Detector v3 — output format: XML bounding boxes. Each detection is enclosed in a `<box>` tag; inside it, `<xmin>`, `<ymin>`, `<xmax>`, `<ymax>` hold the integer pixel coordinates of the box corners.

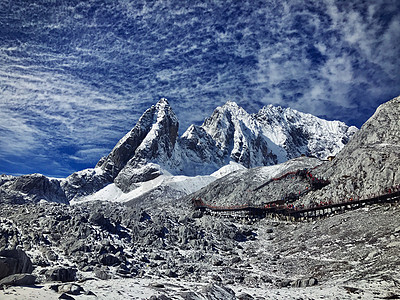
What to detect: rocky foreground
<box><xmin>1</xmin><ymin>198</ymin><xmax>400</xmax><ymax>299</ymax></box>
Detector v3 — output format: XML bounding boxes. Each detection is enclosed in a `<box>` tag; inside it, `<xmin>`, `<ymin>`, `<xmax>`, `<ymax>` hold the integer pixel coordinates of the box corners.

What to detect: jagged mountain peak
<box><xmin>96</xmin><ymin>98</ymin><xmax>179</xmax><ymax>180</ymax></box>
<box><xmin>254</xmin><ymin>103</ymin><xmax>358</xmax><ymax>160</ymax></box>
<box><xmin>219</xmin><ymin>100</ymin><xmax>241</xmax><ymax>110</ymax></box>
<box><xmin>202</xmin><ymin>101</ymin><xmax>257</xmax><ymax>144</ymax></box>
<box><xmin>211</xmin><ymin>100</ymin><xmax>251</xmax><ymax>119</ymax></box>
<box><xmin>152</xmin><ymin>97</ymin><xmax>178</xmax><ymax>125</ymax></box>
<box><xmin>0</xmin><ymin>97</ymin><xmax>361</xmax><ymax>204</ymax></box>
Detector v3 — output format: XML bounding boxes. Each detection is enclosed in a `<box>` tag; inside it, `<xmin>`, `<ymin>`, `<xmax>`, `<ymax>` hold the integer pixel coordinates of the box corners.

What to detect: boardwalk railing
<box><xmin>193</xmin><ymin>187</ymin><xmax>400</xmax><ymax>221</ymax></box>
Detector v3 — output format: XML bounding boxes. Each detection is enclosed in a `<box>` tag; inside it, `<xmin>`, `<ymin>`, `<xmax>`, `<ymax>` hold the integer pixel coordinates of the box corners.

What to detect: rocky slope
<box><xmin>0</xmin><ymin>98</ymin><xmax>356</xmax><ymax>204</ymax></box>
<box><xmin>1</xmin><ymin>192</ymin><xmax>400</xmax><ymax>299</ymax></box>
<box><xmin>187</xmin><ymin>156</ymin><xmax>324</xmax><ymax>207</ymax></box>
<box><xmin>0</xmin><ymin>174</ymin><xmax>68</xmax><ymax>204</ymax></box>
<box><xmin>299</xmin><ymin>95</ymin><xmax>400</xmax><ymax>204</ymax></box>
<box><xmin>190</xmin><ymin>95</ymin><xmax>400</xmax><ymax>209</ymax></box>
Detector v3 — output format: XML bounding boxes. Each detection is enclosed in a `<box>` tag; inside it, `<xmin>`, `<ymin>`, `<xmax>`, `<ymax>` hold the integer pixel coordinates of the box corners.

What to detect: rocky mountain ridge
<box><xmin>0</xmin><ymin>98</ymin><xmax>357</xmax><ymax>204</ymax></box>
<box><xmin>190</xmin><ymin>95</ymin><xmax>400</xmax><ymax>209</ymax></box>
<box><xmin>299</xmin><ymin>95</ymin><xmax>400</xmax><ymax>204</ymax></box>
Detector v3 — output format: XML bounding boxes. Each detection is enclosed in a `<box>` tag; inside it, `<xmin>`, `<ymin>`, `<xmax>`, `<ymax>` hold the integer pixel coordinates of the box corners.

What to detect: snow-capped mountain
<box><xmin>254</xmin><ymin>104</ymin><xmax>358</xmax><ymax>160</ymax></box>
<box><xmin>198</xmin><ymin>101</ymin><xmax>282</xmax><ymax>168</ymax></box>
<box><xmin>100</xmin><ymin>98</ymin><xmax>356</xmax><ymax>177</ymax></box>
<box><xmin>92</xmin><ymin>98</ymin><xmax>356</xmax><ymax>195</ymax></box>
<box><xmin>0</xmin><ymin>98</ymin><xmax>357</xmax><ymax>203</ymax></box>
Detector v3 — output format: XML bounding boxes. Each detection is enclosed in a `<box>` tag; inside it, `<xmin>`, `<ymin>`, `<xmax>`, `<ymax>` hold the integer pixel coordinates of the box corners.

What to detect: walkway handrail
<box><xmin>193</xmin><ymin>186</ymin><xmax>400</xmax><ymax>217</ymax></box>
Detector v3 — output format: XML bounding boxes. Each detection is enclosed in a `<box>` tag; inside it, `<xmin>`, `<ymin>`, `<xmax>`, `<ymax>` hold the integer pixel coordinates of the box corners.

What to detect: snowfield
<box><xmin>72</xmin><ymin>162</ymin><xmax>245</xmax><ymax>205</ymax></box>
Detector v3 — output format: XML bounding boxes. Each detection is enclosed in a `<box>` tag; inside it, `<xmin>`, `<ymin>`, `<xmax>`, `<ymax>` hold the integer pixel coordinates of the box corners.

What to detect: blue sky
<box><xmin>0</xmin><ymin>0</ymin><xmax>399</xmax><ymax>177</ymax></box>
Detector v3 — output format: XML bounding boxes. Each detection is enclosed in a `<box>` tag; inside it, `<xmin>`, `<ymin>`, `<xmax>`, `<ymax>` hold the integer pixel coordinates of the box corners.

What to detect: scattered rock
<box><xmin>99</xmin><ymin>254</ymin><xmax>120</xmax><ymax>266</ymax></box>
<box><xmin>383</xmin><ymin>292</ymin><xmax>400</xmax><ymax>299</ymax></box>
<box><xmin>45</xmin><ymin>268</ymin><xmax>77</xmax><ymax>282</ymax></box>
<box><xmin>94</xmin><ymin>268</ymin><xmax>111</xmax><ymax>280</ymax></box>
<box><xmin>211</xmin><ymin>274</ymin><xmax>222</xmax><ymax>282</ymax></box>
<box><xmin>191</xmin><ymin>210</ymin><xmax>203</xmax><ymax>219</ymax></box>
<box><xmin>0</xmin><ymin>273</ymin><xmax>36</xmax><ymax>287</ymax></box>
<box><xmin>237</xmin><ymin>293</ymin><xmax>254</xmax><ymax>300</ymax></box>
<box><xmin>165</xmin><ymin>269</ymin><xmax>178</xmax><ymax>278</ymax></box>
<box><xmin>279</xmin><ymin>279</ymin><xmax>292</xmax><ymax>288</ymax></box>
<box><xmin>84</xmin><ymin>290</ymin><xmax>97</xmax><ymax>296</ymax></box>
<box><xmin>150</xmin><ymin>282</ymin><xmax>165</xmax><ymax>289</ymax></box>
<box><xmin>89</xmin><ymin>213</ymin><xmax>116</xmax><ymax>233</ymax></box>
<box><xmin>181</xmin><ymin>291</ymin><xmax>204</xmax><ymax>300</ymax></box>
<box><xmin>292</xmin><ymin>277</ymin><xmax>318</xmax><ymax>288</ymax></box>
<box><xmin>149</xmin><ymin>294</ymin><xmax>172</xmax><ymax>300</ymax></box>
<box><xmin>231</xmin><ymin>256</ymin><xmax>241</xmax><ymax>264</ymax></box>
<box><xmin>342</xmin><ymin>286</ymin><xmax>363</xmax><ymax>294</ymax></box>
<box><xmin>46</xmin><ymin>250</ymin><xmax>58</xmax><ymax>261</ymax></box>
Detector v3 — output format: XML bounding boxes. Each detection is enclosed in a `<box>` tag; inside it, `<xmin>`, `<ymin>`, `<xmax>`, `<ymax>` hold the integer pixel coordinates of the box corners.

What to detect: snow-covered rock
<box><xmin>62</xmin><ymin>167</ymin><xmax>112</xmax><ymax>201</ymax></box>
<box><xmin>97</xmin><ymin>98</ymin><xmax>179</xmax><ymax>179</ymax></box>
<box><xmin>0</xmin><ymin>97</ymin><xmax>357</xmax><ymax>204</ymax></box>
<box><xmin>254</xmin><ymin>104</ymin><xmax>358</xmax><ymax>160</ymax></box>
<box><xmin>200</xmin><ymin>101</ymin><xmax>282</xmax><ymax>168</ymax></box>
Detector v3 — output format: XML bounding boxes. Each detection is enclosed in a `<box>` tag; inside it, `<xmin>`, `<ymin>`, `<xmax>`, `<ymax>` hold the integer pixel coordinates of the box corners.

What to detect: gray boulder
<box><xmin>57</xmin><ymin>283</ymin><xmax>84</xmax><ymax>295</ymax></box>
<box><xmin>99</xmin><ymin>254</ymin><xmax>120</xmax><ymax>266</ymax></box>
<box><xmin>58</xmin><ymin>293</ymin><xmax>76</xmax><ymax>300</ymax></box>
<box><xmin>0</xmin><ymin>273</ymin><xmax>36</xmax><ymax>287</ymax></box>
<box><xmin>46</xmin><ymin>267</ymin><xmax>77</xmax><ymax>282</ymax></box>
<box><xmin>292</xmin><ymin>277</ymin><xmax>318</xmax><ymax>288</ymax></box>
<box><xmin>237</xmin><ymin>293</ymin><xmax>254</xmax><ymax>300</ymax></box>
<box><xmin>0</xmin><ymin>249</ymin><xmax>33</xmax><ymax>280</ymax></box>
<box><xmin>201</xmin><ymin>284</ymin><xmax>236</xmax><ymax>300</ymax></box>
<box><xmin>94</xmin><ymin>267</ymin><xmax>111</xmax><ymax>280</ymax></box>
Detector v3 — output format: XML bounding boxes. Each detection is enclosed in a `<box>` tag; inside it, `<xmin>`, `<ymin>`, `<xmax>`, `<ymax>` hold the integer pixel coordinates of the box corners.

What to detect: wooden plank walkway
<box><xmin>193</xmin><ymin>189</ymin><xmax>400</xmax><ymax>221</ymax></box>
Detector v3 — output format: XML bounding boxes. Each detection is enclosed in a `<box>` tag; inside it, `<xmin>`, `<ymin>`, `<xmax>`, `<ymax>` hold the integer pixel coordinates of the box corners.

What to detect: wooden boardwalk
<box><xmin>193</xmin><ymin>189</ymin><xmax>400</xmax><ymax>221</ymax></box>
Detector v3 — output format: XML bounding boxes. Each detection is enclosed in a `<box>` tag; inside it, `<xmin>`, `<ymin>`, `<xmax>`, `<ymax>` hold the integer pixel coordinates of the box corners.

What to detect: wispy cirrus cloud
<box><xmin>0</xmin><ymin>0</ymin><xmax>399</xmax><ymax>176</ymax></box>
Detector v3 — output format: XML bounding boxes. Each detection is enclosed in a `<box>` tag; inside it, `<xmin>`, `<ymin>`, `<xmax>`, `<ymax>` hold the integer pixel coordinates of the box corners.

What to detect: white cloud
<box><xmin>0</xmin><ymin>0</ymin><xmax>399</xmax><ymax>176</ymax></box>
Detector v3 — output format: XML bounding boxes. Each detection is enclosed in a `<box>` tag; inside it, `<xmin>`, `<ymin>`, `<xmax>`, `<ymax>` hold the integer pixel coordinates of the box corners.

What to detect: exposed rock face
<box><xmin>177</xmin><ymin>101</ymin><xmax>356</xmax><ymax>175</ymax></box>
<box><xmin>177</xmin><ymin>125</ymin><xmax>225</xmax><ymax>176</ymax></box>
<box><xmin>200</xmin><ymin>101</ymin><xmax>279</xmax><ymax>168</ymax></box>
<box><xmin>0</xmin><ymin>174</ymin><xmax>68</xmax><ymax>204</ymax></box>
<box><xmin>0</xmin><ymin>249</ymin><xmax>34</xmax><ymax>280</ymax></box>
<box><xmin>46</xmin><ymin>267</ymin><xmax>77</xmax><ymax>282</ymax></box>
<box><xmin>97</xmin><ymin>98</ymin><xmax>179</xmax><ymax>180</ymax></box>
<box><xmin>96</xmin><ymin>98</ymin><xmax>179</xmax><ymax>193</ymax></box>
<box><xmin>301</xmin><ymin>95</ymin><xmax>400</xmax><ymax>203</ymax></box>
